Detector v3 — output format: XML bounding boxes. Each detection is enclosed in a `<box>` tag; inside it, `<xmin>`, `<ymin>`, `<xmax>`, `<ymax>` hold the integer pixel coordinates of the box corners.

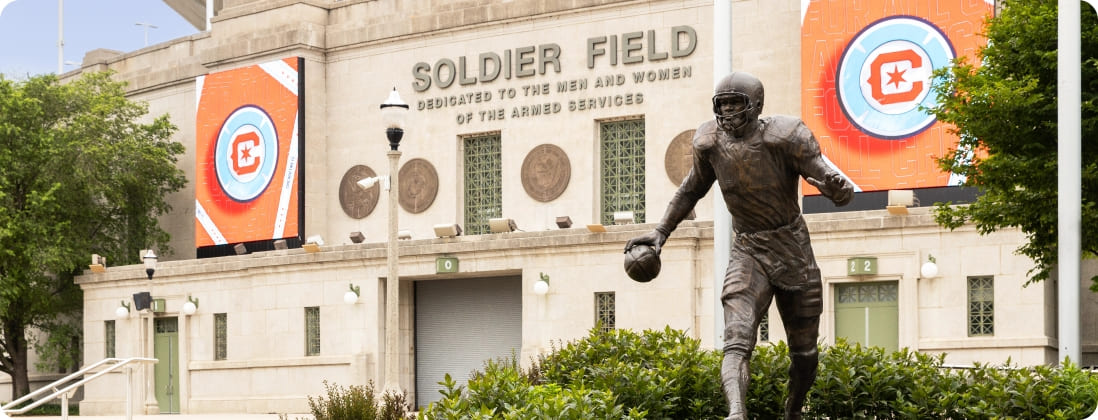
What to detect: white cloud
<box><xmin>0</xmin><ymin>1</ymin><xmax>15</xmax><ymax>19</ymax></box>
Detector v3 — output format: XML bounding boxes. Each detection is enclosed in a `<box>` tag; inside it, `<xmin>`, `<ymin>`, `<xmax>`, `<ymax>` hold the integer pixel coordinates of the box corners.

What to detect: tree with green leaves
<box><xmin>0</xmin><ymin>72</ymin><xmax>185</xmax><ymax>399</ymax></box>
<box><xmin>928</xmin><ymin>0</ymin><xmax>1098</xmax><ymax>289</ymax></box>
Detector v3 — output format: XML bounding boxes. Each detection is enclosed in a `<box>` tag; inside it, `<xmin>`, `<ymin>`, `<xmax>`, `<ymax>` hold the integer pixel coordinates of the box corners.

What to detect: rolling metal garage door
<box><xmin>415</xmin><ymin>276</ymin><xmax>522</xmax><ymax>408</ymax></box>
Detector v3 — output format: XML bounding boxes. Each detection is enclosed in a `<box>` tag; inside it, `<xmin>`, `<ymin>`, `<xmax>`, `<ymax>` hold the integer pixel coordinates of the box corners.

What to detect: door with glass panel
<box><xmin>154</xmin><ymin>317</ymin><xmax>180</xmax><ymax>413</ymax></box>
<box><xmin>834</xmin><ymin>281</ymin><xmax>898</xmax><ymax>352</ymax></box>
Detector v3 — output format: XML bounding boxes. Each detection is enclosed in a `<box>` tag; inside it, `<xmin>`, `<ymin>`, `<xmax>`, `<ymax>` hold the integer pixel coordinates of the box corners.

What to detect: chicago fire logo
<box><xmin>215</xmin><ymin>105</ymin><xmax>279</xmax><ymax>202</ymax></box>
<box><xmin>836</xmin><ymin>16</ymin><xmax>955</xmax><ymax>139</ymax></box>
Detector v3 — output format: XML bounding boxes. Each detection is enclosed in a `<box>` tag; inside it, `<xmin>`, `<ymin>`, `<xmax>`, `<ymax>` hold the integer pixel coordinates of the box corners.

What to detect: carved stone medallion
<box><xmin>339</xmin><ymin>165</ymin><xmax>379</xmax><ymax>219</ymax></box>
<box><xmin>664</xmin><ymin>129</ymin><xmax>696</xmax><ymax>186</ymax></box>
<box><xmin>521</xmin><ymin>144</ymin><xmax>571</xmax><ymax>202</ymax></box>
<box><xmin>398</xmin><ymin>158</ymin><xmax>438</xmax><ymax>214</ymax></box>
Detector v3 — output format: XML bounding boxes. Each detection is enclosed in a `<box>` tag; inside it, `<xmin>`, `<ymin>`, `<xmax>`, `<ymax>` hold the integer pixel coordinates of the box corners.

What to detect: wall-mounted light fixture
<box><xmin>234</xmin><ymin>243</ymin><xmax>248</xmax><ymax>255</ymax></box>
<box><xmin>132</xmin><ymin>292</ymin><xmax>152</xmax><ymax>311</ymax></box>
<box><xmin>887</xmin><ymin>190</ymin><xmax>916</xmax><ymax>215</ymax></box>
<box><xmin>304</xmin><ymin>235</ymin><xmax>325</xmax><ymax>253</ymax></box>
<box><xmin>115</xmin><ymin>301</ymin><xmax>131</xmax><ymax>319</ymax></box>
<box><xmin>433</xmin><ymin>223</ymin><xmax>462</xmax><ymax>238</ymax></box>
<box><xmin>920</xmin><ymin>254</ymin><xmax>939</xmax><ymax>278</ymax></box>
<box><xmin>555</xmin><ymin>216</ymin><xmax>573</xmax><ymax>229</ymax></box>
<box><xmin>349</xmin><ymin>231</ymin><xmax>366</xmax><ymax>244</ymax></box>
<box><xmin>613</xmin><ymin>211</ymin><xmax>635</xmax><ymax>225</ymax></box>
<box><xmin>398</xmin><ymin>230</ymin><xmax>413</xmax><ymax>240</ymax></box>
<box><xmin>90</xmin><ymin>254</ymin><xmax>107</xmax><ymax>273</ymax></box>
<box><xmin>489</xmin><ymin>218</ymin><xmax>518</xmax><ymax>233</ymax></box>
<box><xmin>586</xmin><ymin>223</ymin><xmax>608</xmax><ymax>233</ymax></box>
<box><xmin>534</xmin><ymin>272</ymin><xmax>550</xmax><ymax>296</ymax></box>
<box><xmin>182</xmin><ymin>295</ymin><xmax>199</xmax><ymax>315</ymax></box>
<box><xmin>274</xmin><ymin>239</ymin><xmax>289</xmax><ymax>250</ymax></box>
<box><xmin>344</xmin><ymin>283</ymin><xmax>361</xmax><ymax>304</ymax></box>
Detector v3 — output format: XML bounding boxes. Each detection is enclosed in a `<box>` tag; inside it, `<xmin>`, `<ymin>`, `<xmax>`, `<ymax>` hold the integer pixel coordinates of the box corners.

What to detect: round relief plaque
<box><xmin>398</xmin><ymin>158</ymin><xmax>438</xmax><ymax>214</ymax></box>
<box><xmin>664</xmin><ymin>129</ymin><xmax>696</xmax><ymax>186</ymax></box>
<box><xmin>521</xmin><ymin>144</ymin><xmax>571</xmax><ymax>202</ymax></box>
<box><xmin>339</xmin><ymin>165</ymin><xmax>379</xmax><ymax>219</ymax></box>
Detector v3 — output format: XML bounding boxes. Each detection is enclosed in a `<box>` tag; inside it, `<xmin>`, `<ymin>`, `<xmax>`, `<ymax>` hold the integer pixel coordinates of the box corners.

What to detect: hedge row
<box><xmin>418</xmin><ymin>327</ymin><xmax>1098</xmax><ymax>419</ymax></box>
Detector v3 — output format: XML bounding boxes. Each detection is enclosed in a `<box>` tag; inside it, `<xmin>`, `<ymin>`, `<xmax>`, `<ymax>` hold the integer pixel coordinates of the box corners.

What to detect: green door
<box><xmin>834</xmin><ymin>282</ymin><xmax>898</xmax><ymax>352</ymax></box>
<box><xmin>154</xmin><ymin>317</ymin><xmax>180</xmax><ymax>414</ymax></box>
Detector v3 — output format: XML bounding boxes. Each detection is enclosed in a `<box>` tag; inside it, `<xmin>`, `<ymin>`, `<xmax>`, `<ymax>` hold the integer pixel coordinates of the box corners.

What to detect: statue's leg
<box><xmin>774</xmin><ymin>271</ymin><xmax>822</xmax><ymax>420</ymax></box>
<box><xmin>721</xmin><ymin>253</ymin><xmax>774</xmax><ymax>420</ymax></box>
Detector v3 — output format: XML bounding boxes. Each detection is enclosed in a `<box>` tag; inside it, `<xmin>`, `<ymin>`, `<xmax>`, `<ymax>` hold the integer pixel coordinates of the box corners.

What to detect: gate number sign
<box><xmin>436</xmin><ymin>257</ymin><xmax>459</xmax><ymax>273</ymax></box>
<box><xmin>847</xmin><ymin>257</ymin><xmax>878</xmax><ymax>276</ymax></box>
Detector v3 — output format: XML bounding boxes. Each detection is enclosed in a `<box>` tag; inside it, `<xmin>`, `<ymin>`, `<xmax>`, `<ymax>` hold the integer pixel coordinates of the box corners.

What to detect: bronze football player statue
<box><xmin>625</xmin><ymin>72</ymin><xmax>853</xmax><ymax>420</ymax></box>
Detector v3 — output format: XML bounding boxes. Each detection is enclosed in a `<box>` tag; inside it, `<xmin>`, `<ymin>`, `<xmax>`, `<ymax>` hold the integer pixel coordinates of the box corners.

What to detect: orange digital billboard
<box><xmin>195</xmin><ymin>57</ymin><xmax>303</xmax><ymax>249</ymax></box>
<box><xmin>801</xmin><ymin>0</ymin><xmax>993</xmax><ymax>193</ymax></box>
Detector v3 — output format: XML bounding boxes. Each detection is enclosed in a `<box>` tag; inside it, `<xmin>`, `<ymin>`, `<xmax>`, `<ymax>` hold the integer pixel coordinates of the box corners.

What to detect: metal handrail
<box><xmin>0</xmin><ymin>357</ymin><xmax>156</xmax><ymax>420</ymax></box>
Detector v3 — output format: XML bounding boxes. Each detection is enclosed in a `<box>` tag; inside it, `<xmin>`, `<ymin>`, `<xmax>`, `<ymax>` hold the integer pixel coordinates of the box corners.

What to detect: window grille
<box><xmin>968</xmin><ymin>276</ymin><xmax>994</xmax><ymax>336</ymax></box>
<box><xmin>837</xmin><ymin>283</ymin><xmax>898</xmax><ymax>303</ymax></box>
<box><xmin>305</xmin><ymin>307</ymin><xmax>321</xmax><ymax>356</ymax></box>
<box><xmin>463</xmin><ymin>133</ymin><xmax>502</xmax><ymax>235</ymax></box>
<box><xmin>595</xmin><ymin>292</ymin><xmax>616</xmax><ymax>333</ymax></box>
<box><xmin>600</xmin><ymin>119</ymin><xmax>646</xmax><ymax>225</ymax></box>
<box><xmin>759</xmin><ymin>313</ymin><xmax>769</xmax><ymax>342</ymax></box>
<box><xmin>215</xmin><ymin>313</ymin><xmax>227</xmax><ymax>360</ymax></box>
<box><xmin>155</xmin><ymin>318</ymin><xmax>177</xmax><ymax>333</ymax></box>
<box><xmin>105</xmin><ymin>320</ymin><xmax>115</xmax><ymax>358</ymax></box>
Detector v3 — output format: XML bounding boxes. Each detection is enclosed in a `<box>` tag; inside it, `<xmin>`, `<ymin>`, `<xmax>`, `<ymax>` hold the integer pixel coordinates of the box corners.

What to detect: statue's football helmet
<box><xmin>712</xmin><ymin>72</ymin><xmax>764</xmax><ymax>132</ymax></box>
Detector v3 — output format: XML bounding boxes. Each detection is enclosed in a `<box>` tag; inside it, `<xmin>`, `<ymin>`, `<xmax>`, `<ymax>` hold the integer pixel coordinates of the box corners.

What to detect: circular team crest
<box><xmin>215</xmin><ymin>105</ymin><xmax>279</xmax><ymax>202</ymax></box>
<box><xmin>836</xmin><ymin>16</ymin><xmax>955</xmax><ymax>139</ymax></box>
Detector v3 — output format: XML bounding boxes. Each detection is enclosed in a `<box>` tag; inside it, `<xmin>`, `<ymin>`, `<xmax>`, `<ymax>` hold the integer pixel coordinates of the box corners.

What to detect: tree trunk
<box><xmin>3</xmin><ymin>320</ymin><xmax>30</xmax><ymax>401</ymax></box>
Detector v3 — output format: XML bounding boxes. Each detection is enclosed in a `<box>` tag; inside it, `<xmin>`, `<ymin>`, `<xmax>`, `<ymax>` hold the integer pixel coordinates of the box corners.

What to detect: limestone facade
<box><xmin>9</xmin><ymin>0</ymin><xmax>1088</xmax><ymax>414</ymax></box>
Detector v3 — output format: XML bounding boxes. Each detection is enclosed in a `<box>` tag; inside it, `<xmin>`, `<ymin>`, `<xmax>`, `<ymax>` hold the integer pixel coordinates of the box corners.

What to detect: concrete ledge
<box><xmin>919</xmin><ymin>336</ymin><xmax>1056</xmax><ymax>351</ymax></box>
<box><xmin>190</xmin><ymin>355</ymin><xmax>354</xmax><ymax>371</ymax></box>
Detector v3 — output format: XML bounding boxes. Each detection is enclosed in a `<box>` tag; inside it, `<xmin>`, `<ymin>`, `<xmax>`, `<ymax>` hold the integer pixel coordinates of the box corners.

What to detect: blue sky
<box><xmin>0</xmin><ymin>0</ymin><xmax>198</xmax><ymax>78</ymax></box>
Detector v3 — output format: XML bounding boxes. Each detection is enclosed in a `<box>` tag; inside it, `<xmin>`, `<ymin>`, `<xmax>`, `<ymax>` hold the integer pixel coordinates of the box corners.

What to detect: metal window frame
<box><xmin>758</xmin><ymin>313</ymin><xmax>769</xmax><ymax>342</ymax></box>
<box><xmin>594</xmin><ymin>292</ymin><xmax>616</xmax><ymax>332</ymax></box>
<box><xmin>463</xmin><ymin>133</ymin><xmax>502</xmax><ymax>235</ymax></box>
<box><xmin>599</xmin><ymin>118</ymin><xmax>646</xmax><ymax>225</ymax></box>
<box><xmin>967</xmin><ymin>276</ymin><xmax>995</xmax><ymax>336</ymax></box>
<box><xmin>104</xmin><ymin>320</ymin><xmax>116</xmax><ymax>359</ymax></box>
<box><xmin>214</xmin><ymin>313</ymin><xmax>227</xmax><ymax>361</ymax></box>
<box><xmin>305</xmin><ymin>306</ymin><xmax>321</xmax><ymax>356</ymax></box>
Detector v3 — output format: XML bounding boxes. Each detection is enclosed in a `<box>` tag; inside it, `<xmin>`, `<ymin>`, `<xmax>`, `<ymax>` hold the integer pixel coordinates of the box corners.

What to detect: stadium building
<box><xmin>4</xmin><ymin>0</ymin><xmax>1096</xmax><ymax>415</ymax></box>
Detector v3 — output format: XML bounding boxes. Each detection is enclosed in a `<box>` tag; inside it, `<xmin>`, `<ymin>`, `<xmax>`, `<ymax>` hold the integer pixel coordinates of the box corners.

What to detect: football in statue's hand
<box><xmin>624</xmin><ymin>244</ymin><xmax>661</xmax><ymax>283</ymax></box>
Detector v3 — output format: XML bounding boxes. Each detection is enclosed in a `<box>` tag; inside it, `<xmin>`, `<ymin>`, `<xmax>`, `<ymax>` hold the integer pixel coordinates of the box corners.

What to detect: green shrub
<box><xmin>954</xmin><ymin>359</ymin><xmax>1098</xmax><ymax>420</ymax></box>
<box><xmin>808</xmin><ymin>339</ymin><xmax>1098</xmax><ymax>419</ymax></box>
<box><xmin>308</xmin><ymin>380</ymin><xmax>412</xmax><ymax>420</ymax></box>
<box><xmin>419</xmin><ymin>358</ymin><xmax>643</xmax><ymax>420</ymax></box>
<box><xmin>415</xmin><ymin>328</ymin><xmax>1098</xmax><ymax>419</ymax></box>
<box><xmin>810</xmin><ymin>339</ymin><xmax>965</xmax><ymax>419</ymax></box>
<box><xmin>746</xmin><ymin>341</ymin><xmax>789</xmax><ymax>419</ymax></box>
<box><xmin>538</xmin><ymin>326</ymin><xmax>725</xmax><ymax>420</ymax></box>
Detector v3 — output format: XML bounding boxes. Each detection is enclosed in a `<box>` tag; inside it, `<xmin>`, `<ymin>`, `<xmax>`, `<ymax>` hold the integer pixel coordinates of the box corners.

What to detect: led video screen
<box><xmin>195</xmin><ymin>57</ymin><xmax>304</xmax><ymax>248</ymax></box>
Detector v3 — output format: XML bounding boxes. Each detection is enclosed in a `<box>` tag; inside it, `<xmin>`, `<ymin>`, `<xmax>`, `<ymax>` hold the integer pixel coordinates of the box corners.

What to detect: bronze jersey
<box><xmin>664</xmin><ymin>115</ymin><xmax>840</xmax><ymax>235</ymax></box>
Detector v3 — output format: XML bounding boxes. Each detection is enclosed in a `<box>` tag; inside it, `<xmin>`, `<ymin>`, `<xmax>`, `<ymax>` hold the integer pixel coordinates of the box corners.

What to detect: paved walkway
<box><xmin>11</xmin><ymin>415</ymin><xmax>313</xmax><ymax>420</ymax></box>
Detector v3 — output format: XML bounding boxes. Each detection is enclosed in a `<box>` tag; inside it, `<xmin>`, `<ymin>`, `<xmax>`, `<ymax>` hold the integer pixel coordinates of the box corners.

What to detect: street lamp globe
<box><xmin>533</xmin><ymin>279</ymin><xmax>550</xmax><ymax>295</ymax></box>
<box><xmin>344</xmin><ymin>290</ymin><xmax>359</xmax><ymax>304</ymax></box>
<box><xmin>143</xmin><ymin>249</ymin><xmax>158</xmax><ymax>280</ymax></box>
<box><xmin>380</xmin><ymin>88</ymin><xmax>409</xmax><ymax>150</ymax></box>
